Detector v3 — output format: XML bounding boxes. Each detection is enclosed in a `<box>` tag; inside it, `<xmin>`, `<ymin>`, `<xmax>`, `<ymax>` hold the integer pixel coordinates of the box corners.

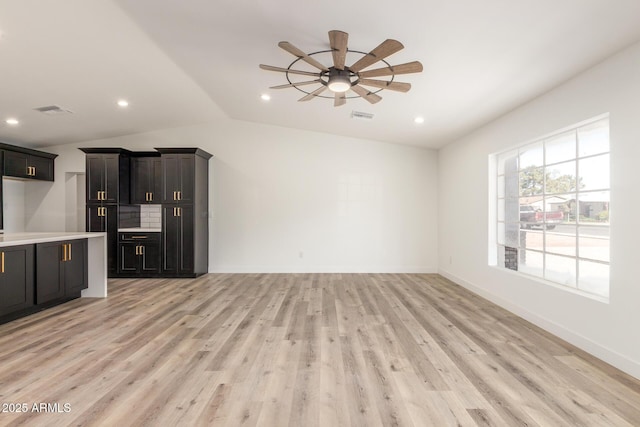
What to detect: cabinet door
<box><xmin>36</xmin><ymin>242</ymin><xmax>65</xmax><ymax>304</ymax></box>
<box><xmin>118</xmin><ymin>242</ymin><xmax>139</xmax><ymax>274</ymax></box>
<box><xmin>151</xmin><ymin>157</ymin><xmax>162</xmax><ymax>203</ymax></box>
<box><xmin>162</xmin><ymin>206</ymin><xmax>179</xmax><ymax>274</ymax></box>
<box><xmin>141</xmin><ymin>241</ymin><xmax>161</xmax><ymax>274</ymax></box>
<box><xmin>3</xmin><ymin>150</ymin><xmax>29</xmax><ymax>179</ymax></box>
<box><xmin>177</xmin><ymin>156</ymin><xmax>195</xmax><ymax>203</ymax></box>
<box><xmin>131</xmin><ymin>157</ymin><xmax>162</xmax><ymax>204</ymax></box>
<box><xmin>161</xmin><ymin>155</ymin><xmax>194</xmax><ymax>203</ymax></box>
<box><xmin>0</xmin><ymin>245</ymin><xmax>35</xmax><ymax>317</ymax></box>
<box><xmin>162</xmin><ymin>155</ymin><xmax>180</xmax><ymax>203</ymax></box>
<box><xmin>162</xmin><ymin>205</ymin><xmax>194</xmax><ymax>275</ymax></box>
<box><xmin>86</xmin><ymin>156</ymin><xmax>106</xmax><ymax>203</ymax></box>
<box><xmin>64</xmin><ymin>240</ymin><xmax>88</xmax><ymax>296</ymax></box>
<box><xmin>29</xmin><ymin>155</ymin><xmax>54</xmax><ymax>181</ymax></box>
<box><xmin>86</xmin><ymin>205</ymin><xmax>118</xmax><ymax>276</ymax></box>
<box><xmin>131</xmin><ymin>158</ymin><xmax>150</xmax><ymax>204</ymax></box>
<box><xmin>103</xmin><ymin>155</ymin><xmax>120</xmax><ymax>203</ymax></box>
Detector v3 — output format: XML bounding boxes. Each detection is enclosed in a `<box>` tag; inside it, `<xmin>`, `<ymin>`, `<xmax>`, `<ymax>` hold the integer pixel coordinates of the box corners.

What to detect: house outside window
<box><xmin>494</xmin><ymin>115</ymin><xmax>610</xmax><ymax>298</ymax></box>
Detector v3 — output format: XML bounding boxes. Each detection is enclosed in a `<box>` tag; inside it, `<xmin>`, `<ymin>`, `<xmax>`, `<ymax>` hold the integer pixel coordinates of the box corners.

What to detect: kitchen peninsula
<box><xmin>0</xmin><ymin>231</ymin><xmax>107</xmax><ymax>324</ymax></box>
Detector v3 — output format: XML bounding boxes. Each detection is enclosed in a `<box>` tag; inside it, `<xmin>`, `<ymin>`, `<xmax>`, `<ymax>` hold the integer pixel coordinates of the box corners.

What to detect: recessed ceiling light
<box><xmin>414</xmin><ymin>116</ymin><xmax>425</xmax><ymax>124</ymax></box>
<box><xmin>261</xmin><ymin>94</ymin><xmax>271</xmax><ymax>101</ymax></box>
<box><xmin>117</xmin><ymin>99</ymin><xmax>129</xmax><ymax>107</ymax></box>
<box><xmin>5</xmin><ymin>118</ymin><xmax>19</xmax><ymax>126</ymax></box>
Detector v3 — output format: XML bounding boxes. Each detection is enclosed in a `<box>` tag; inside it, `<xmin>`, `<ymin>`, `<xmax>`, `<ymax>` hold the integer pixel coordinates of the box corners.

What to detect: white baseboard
<box><xmin>438</xmin><ymin>268</ymin><xmax>640</xmax><ymax>380</ymax></box>
<box><xmin>209</xmin><ymin>266</ymin><xmax>438</xmax><ymax>274</ymax></box>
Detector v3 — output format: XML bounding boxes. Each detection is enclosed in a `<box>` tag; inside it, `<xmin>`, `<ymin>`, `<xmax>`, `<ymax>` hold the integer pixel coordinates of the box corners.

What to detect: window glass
<box><xmin>545</xmin><ymin>230</ymin><xmax>577</xmax><ymax>257</ymax></box>
<box><xmin>545</xmin><ymin>161</ymin><xmax>577</xmax><ymax>195</ymax></box>
<box><xmin>578</xmin><ymin>119</ymin><xmax>609</xmax><ymax>157</ymax></box>
<box><xmin>545</xmin><ymin>254</ymin><xmax>576</xmax><ymax>286</ymax></box>
<box><xmin>519</xmin><ymin>250</ymin><xmax>543</xmax><ymax>278</ymax></box>
<box><xmin>519</xmin><ymin>167</ymin><xmax>544</xmax><ymax>196</ymax></box>
<box><xmin>578</xmin><ymin>261</ymin><xmax>609</xmax><ymax>298</ymax></box>
<box><xmin>579</xmin><ymin>154</ymin><xmax>609</xmax><ymax>191</ymax></box>
<box><xmin>498</xmin><ymin>151</ymin><xmax>518</xmax><ymax>175</ymax></box>
<box><xmin>578</xmin><ymin>191</ymin><xmax>609</xmax><ymax>225</ymax></box>
<box><xmin>546</xmin><ymin>131</ymin><xmax>576</xmax><ymax>164</ymax></box>
<box><xmin>519</xmin><ymin>142</ymin><xmax>543</xmax><ymax>168</ymax></box>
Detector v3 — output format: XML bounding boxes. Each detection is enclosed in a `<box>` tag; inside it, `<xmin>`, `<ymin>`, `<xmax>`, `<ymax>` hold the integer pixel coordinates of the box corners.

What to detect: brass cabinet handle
<box><xmin>1</xmin><ymin>252</ymin><xmax>4</xmax><ymax>273</ymax></box>
<box><xmin>135</xmin><ymin>245</ymin><xmax>139</xmax><ymax>255</ymax></box>
<box><xmin>178</xmin><ymin>191</ymin><xmax>182</xmax><ymax>201</ymax></box>
<box><xmin>32</xmin><ymin>166</ymin><xmax>36</xmax><ymax>176</ymax></box>
<box><xmin>62</xmin><ymin>244</ymin><xmax>67</xmax><ymax>262</ymax></box>
<box><xmin>173</xmin><ymin>191</ymin><xmax>177</xmax><ymax>201</ymax></box>
<box><xmin>140</xmin><ymin>245</ymin><xmax>144</xmax><ymax>255</ymax></box>
<box><xmin>173</xmin><ymin>207</ymin><xmax>181</xmax><ymax>217</ymax></box>
<box><xmin>130</xmin><ymin>236</ymin><xmax>148</xmax><ymax>239</ymax></box>
<box><xmin>178</xmin><ymin>207</ymin><xmax>181</xmax><ymax>217</ymax></box>
<box><xmin>149</xmin><ymin>192</ymin><xmax>153</xmax><ymax>201</ymax></box>
<box><xmin>135</xmin><ymin>245</ymin><xmax>145</xmax><ymax>255</ymax></box>
<box><xmin>68</xmin><ymin>243</ymin><xmax>72</xmax><ymax>261</ymax></box>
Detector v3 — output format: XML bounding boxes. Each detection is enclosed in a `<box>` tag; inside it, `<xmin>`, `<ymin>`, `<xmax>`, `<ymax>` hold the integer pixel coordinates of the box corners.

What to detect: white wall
<box><xmin>438</xmin><ymin>40</ymin><xmax>640</xmax><ymax>378</ymax></box>
<box><xmin>3</xmin><ymin>178</ymin><xmax>26</xmax><ymax>232</ymax></box>
<box><xmin>28</xmin><ymin>119</ymin><xmax>438</xmax><ymax>273</ymax></box>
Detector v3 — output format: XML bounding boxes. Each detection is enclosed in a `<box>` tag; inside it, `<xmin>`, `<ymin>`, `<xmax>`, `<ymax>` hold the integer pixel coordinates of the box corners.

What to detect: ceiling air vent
<box><xmin>351</xmin><ymin>110</ymin><xmax>374</xmax><ymax>121</ymax></box>
<box><xmin>34</xmin><ymin>105</ymin><xmax>73</xmax><ymax>115</ymax></box>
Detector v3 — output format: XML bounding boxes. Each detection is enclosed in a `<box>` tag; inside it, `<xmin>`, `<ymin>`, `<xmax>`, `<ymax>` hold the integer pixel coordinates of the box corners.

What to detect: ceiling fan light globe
<box><xmin>328</xmin><ymin>80</ymin><xmax>351</xmax><ymax>93</ymax></box>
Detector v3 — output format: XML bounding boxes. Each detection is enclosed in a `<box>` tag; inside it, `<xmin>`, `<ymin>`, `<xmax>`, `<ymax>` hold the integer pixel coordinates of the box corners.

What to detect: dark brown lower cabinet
<box><xmin>0</xmin><ymin>245</ymin><xmax>35</xmax><ymax>317</ymax></box>
<box><xmin>86</xmin><ymin>205</ymin><xmax>118</xmax><ymax>276</ymax></box>
<box><xmin>36</xmin><ymin>239</ymin><xmax>88</xmax><ymax>305</ymax></box>
<box><xmin>118</xmin><ymin>233</ymin><xmax>161</xmax><ymax>276</ymax></box>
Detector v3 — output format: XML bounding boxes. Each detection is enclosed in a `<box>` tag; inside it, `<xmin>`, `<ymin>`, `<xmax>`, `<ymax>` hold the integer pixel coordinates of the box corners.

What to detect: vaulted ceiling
<box><xmin>1</xmin><ymin>0</ymin><xmax>640</xmax><ymax>149</ymax></box>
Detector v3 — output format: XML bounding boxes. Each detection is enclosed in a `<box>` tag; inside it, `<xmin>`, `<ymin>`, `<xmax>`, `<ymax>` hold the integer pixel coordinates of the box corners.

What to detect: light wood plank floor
<box><xmin>1</xmin><ymin>273</ymin><xmax>639</xmax><ymax>426</ymax></box>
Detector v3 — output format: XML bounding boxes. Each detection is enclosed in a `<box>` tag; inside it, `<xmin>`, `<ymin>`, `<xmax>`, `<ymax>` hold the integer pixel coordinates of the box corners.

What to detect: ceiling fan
<box><xmin>259</xmin><ymin>30</ymin><xmax>423</xmax><ymax>107</ymax></box>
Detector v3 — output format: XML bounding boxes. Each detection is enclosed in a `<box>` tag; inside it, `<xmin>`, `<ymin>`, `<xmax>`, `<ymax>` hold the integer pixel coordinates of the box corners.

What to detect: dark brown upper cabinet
<box><xmin>1</xmin><ymin>143</ymin><xmax>57</xmax><ymax>182</ymax></box>
<box><xmin>80</xmin><ymin>148</ymin><xmax>130</xmax><ymax>205</ymax></box>
<box><xmin>159</xmin><ymin>153</ymin><xmax>195</xmax><ymax>204</ymax></box>
<box><xmin>130</xmin><ymin>155</ymin><xmax>162</xmax><ymax>204</ymax></box>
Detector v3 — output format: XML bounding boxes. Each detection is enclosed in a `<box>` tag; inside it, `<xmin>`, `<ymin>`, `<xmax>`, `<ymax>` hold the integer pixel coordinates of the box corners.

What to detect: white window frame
<box><xmin>492</xmin><ymin>114</ymin><xmax>610</xmax><ymax>299</ymax></box>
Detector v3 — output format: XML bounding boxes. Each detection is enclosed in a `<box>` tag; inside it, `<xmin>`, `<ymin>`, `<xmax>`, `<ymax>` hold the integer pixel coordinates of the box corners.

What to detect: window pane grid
<box><xmin>493</xmin><ymin>115</ymin><xmax>609</xmax><ymax>298</ymax></box>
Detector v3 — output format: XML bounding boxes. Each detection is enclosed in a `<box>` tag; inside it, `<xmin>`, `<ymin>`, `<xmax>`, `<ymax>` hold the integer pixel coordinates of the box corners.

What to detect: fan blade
<box><xmin>350</xmin><ymin>85</ymin><xmax>382</xmax><ymax>104</ymax></box>
<box><xmin>358</xmin><ymin>79</ymin><xmax>411</xmax><ymax>92</ymax></box>
<box><xmin>334</xmin><ymin>93</ymin><xmax>346</xmax><ymax>107</ymax></box>
<box><xmin>357</xmin><ymin>61</ymin><xmax>423</xmax><ymax>78</ymax></box>
<box><xmin>278</xmin><ymin>42</ymin><xmax>329</xmax><ymax>71</ymax></box>
<box><xmin>298</xmin><ymin>85</ymin><xmax>328</xmax><ymax>102</ymax></box>
<box><xmin>328</xmin><ymin>30</ymin><xmax>348</xmax><ymax>70</ymax></box>
<box><xmin>349</xmin><ymin>39</ymin><xmax>404</xmax><ymax>72</ymax></box>
<box><xmin>259</xmin><ymin>64</ymin><xmax>321</xmax><ymax>77</ymax></box>
<box><xmin>270</xmin><ymin>79</ymin><xmax>322</xmax><ymax>89</ymax></box>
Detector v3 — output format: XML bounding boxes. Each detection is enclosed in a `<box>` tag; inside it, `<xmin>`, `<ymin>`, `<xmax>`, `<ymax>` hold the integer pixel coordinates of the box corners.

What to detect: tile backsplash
<box><xmin>140</xmin><ymin>205</ymin><xmax>162</xmax><ymax>229</ymax></box>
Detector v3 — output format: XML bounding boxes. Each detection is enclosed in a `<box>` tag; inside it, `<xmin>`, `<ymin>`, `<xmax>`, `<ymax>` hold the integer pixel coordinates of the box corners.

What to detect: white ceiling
<box><xmin>1</xmin><ymin>0</ymin><xmax>640</xmax><ymax>149</ymax></box>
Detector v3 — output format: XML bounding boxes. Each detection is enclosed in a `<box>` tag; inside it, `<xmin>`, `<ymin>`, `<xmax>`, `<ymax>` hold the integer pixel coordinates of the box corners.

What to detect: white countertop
<box><xmin>118</xmin><ymin>228</ymin><xmax>161</xmax><ymax>232</ymax></box>
<box><xmin>0</xmin><ymin>231</ymin><xmax>107</xmax><ymax>247</ymax></box>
